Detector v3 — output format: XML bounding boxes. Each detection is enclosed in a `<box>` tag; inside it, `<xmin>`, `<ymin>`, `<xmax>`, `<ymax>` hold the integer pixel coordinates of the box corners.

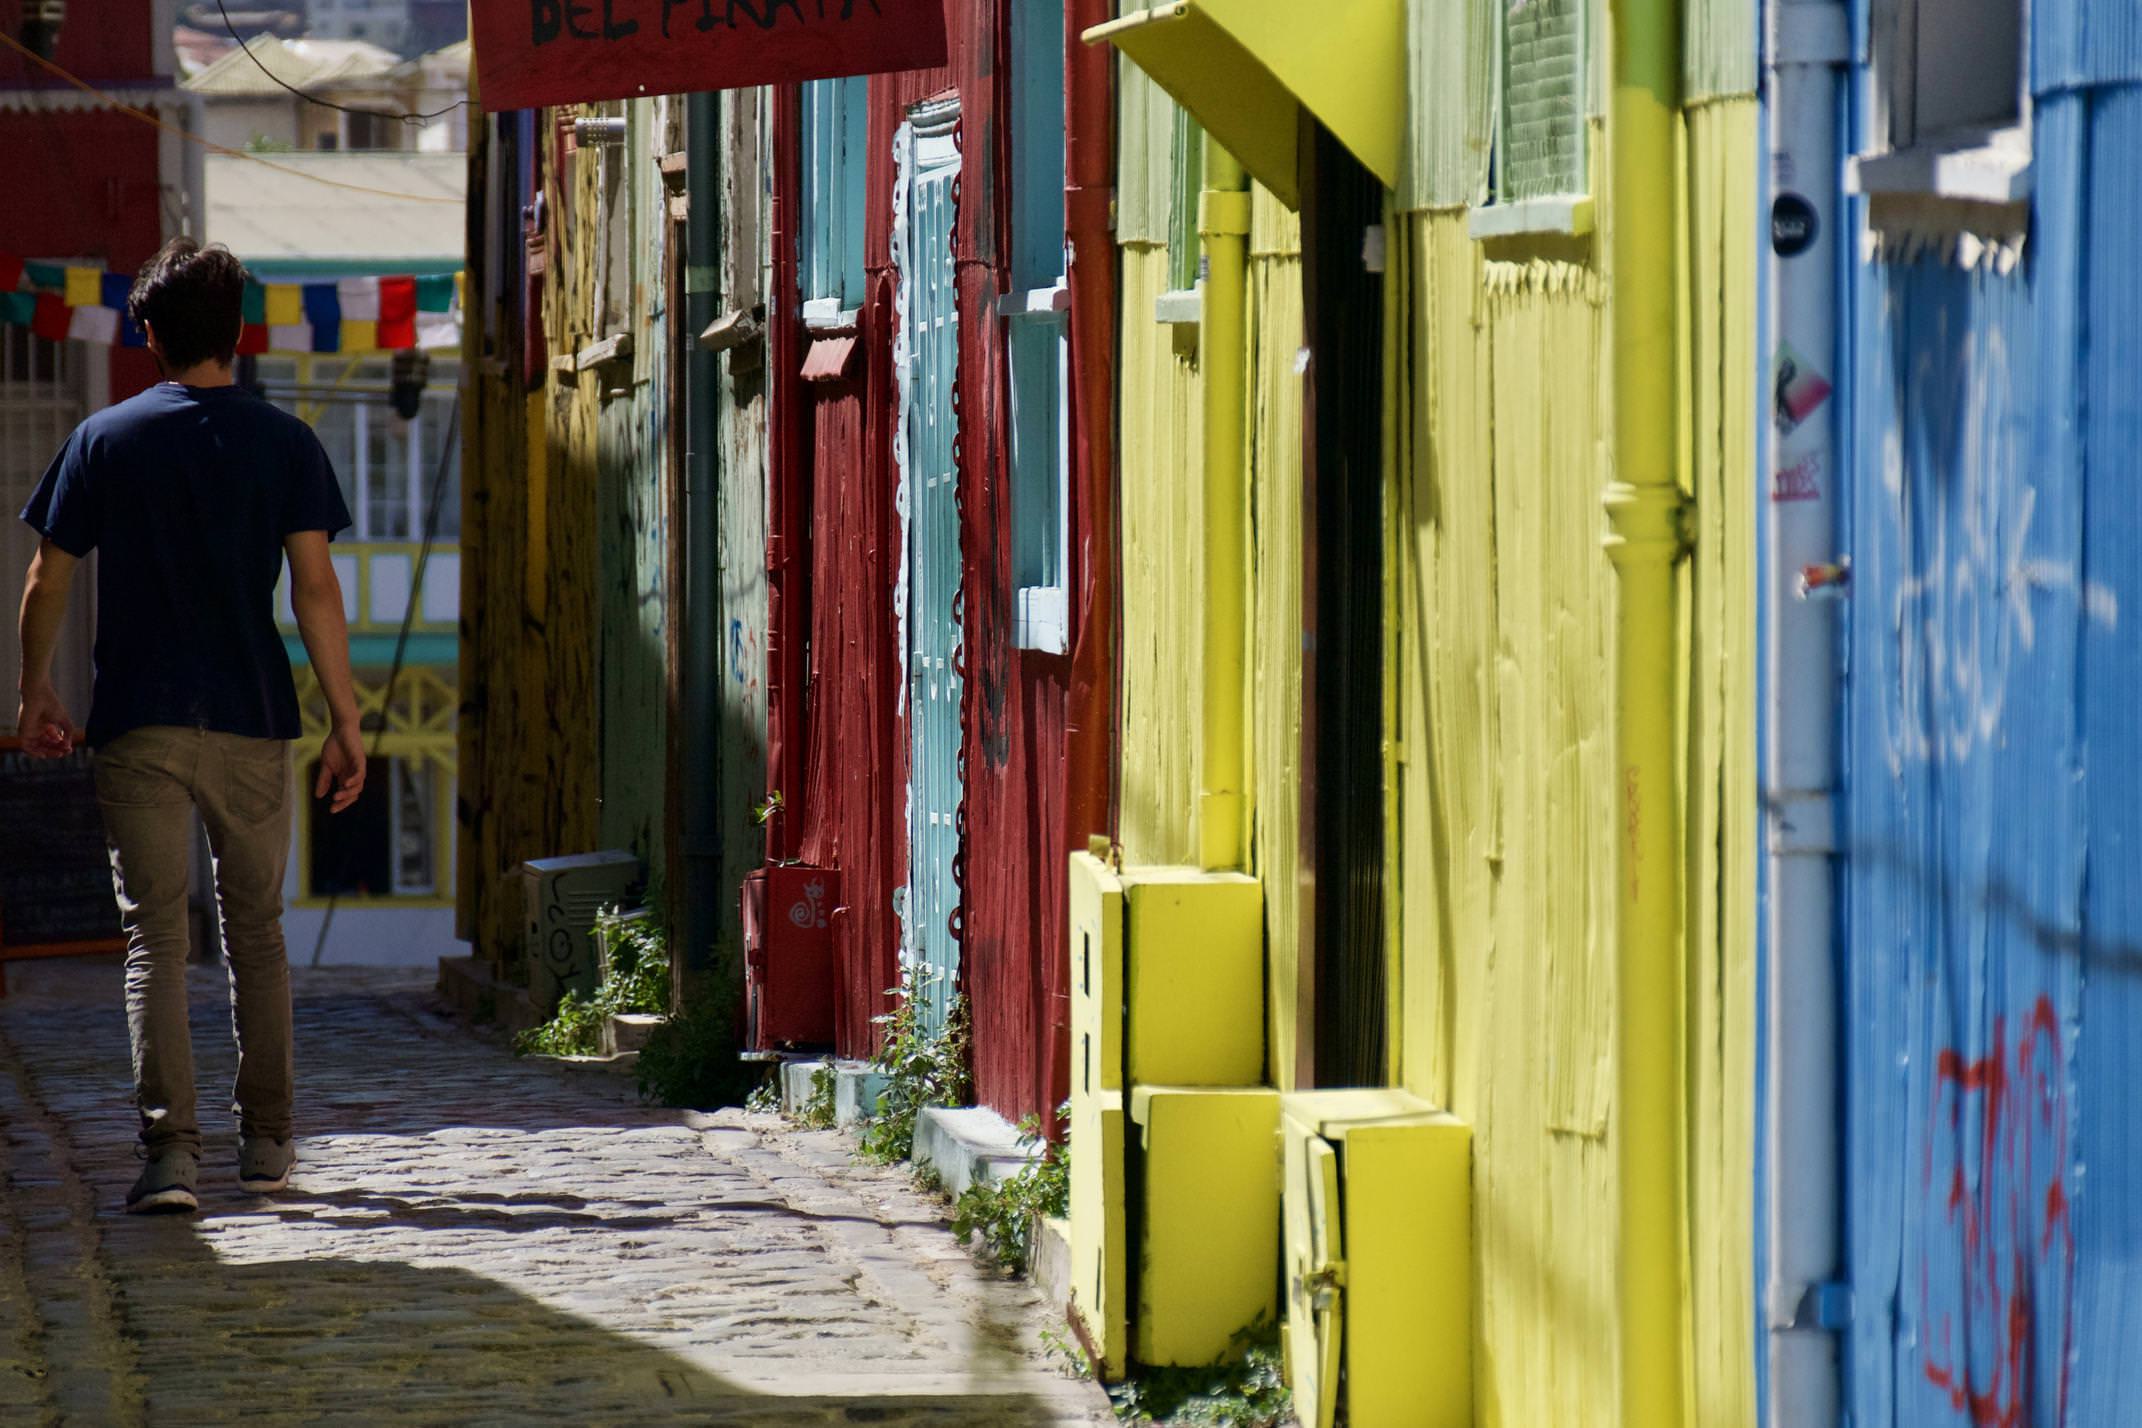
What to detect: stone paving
<box><xmin>0</xmin><ymin>960</ymin><xmax>1111</xmax><ymax>1426</ymax></box>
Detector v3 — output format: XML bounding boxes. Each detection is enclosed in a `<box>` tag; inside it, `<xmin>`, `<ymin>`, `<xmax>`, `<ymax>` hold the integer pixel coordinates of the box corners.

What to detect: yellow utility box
<box><xmin>1131</xmin><ymin>1087</ymin><xmax>1280</xmax><ymax>1367</ymax></box>
<box><xmin>1068</xmin><ymin>852</ymin><xmax>1268</xmax><ymax>1378</ymax></box>
<box><xmin>1121</xmin><ymin>867</ymin><xmax>1263</xmax><ymax>1086</ymax></box>
<box><xmin>1069</xmin><ymin>852</ymin><xmax>1129</xmax><ymax>1376</ymax></box>
<box><xmin>1280</xmin><ymin>1089</ymin><xmax>1472</xmax><ymax>1428</ymax></box>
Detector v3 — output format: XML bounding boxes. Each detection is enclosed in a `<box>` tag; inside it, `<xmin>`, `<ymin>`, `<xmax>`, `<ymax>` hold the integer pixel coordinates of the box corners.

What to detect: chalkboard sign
<box><xmin>0</xmin><ymin>737</ymin><xmax>122</xmax><ymax>951</ymax></box>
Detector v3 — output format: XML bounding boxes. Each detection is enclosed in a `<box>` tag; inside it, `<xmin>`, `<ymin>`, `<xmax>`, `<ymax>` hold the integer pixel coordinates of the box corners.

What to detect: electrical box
<box><xmin>741</xmin><ymin>863</ymin><xmax>839</xmax><ymax>1050</ymax></box>
<box><xmin>1068</xmin><ymin>851</ymin><xmax>1267</xmax><ymax>1380</ymax></box>
<box><xmin>1280</xmin><ymin>1089</ymin><xmax>1472</xmax><ymax>1428</ymax></box>
<box><xmin>522</xmin><ymin>850</ymin><xmax>641</xmax><ymax>1015</ymax></box>
<box><xmin>1069</xmin><ymin>851</ymin><xmax>1129</xmax><ymax>1377</ymax></box>
<box><xmin>1132</xmin><ymin>1086</ymin><xmax>1280</xmax><ymax>1367</ymax></box>
<box><xmin>1123</xmin><ymin>867</ymin><xmax>1263</xmax><ymax>1086</ymax></box>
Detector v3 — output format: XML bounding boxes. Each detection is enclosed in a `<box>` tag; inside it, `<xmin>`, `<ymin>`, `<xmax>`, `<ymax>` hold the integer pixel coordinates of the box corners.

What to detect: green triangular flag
<box><xmin>414</xmin><ymin>274</ymin><xmax>455</xmax><ymax>313</ymax></box>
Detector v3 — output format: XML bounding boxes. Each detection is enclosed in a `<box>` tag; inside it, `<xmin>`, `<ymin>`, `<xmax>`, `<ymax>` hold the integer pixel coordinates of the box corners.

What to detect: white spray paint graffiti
<box><xmin>1886</xmin><ymin>327</ymin><xmax>2119</xmax><ymax>772</ymax></box>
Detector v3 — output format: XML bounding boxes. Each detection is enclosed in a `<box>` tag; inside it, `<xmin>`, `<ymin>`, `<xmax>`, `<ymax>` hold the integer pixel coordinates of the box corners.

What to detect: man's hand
<box><xmin>314</xmin><ymin>720</ymin><xmax>367</xmax><ymax>813</ymax></box>
<box><xmin>14</xmin><ymin>681</ymin><xmax>80</xmax><ymax>758</ymax></box>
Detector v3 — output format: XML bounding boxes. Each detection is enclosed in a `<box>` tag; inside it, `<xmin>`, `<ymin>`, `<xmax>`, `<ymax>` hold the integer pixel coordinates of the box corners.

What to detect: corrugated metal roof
<box><xmin>205</xmin><ymin>151</ymin><xmax>464</xmax><ymax>268</ymax></box>
<box><xmin>183</xmin><ymin>35</ymin><xmax>400</xmax><ymax>98</ymax></box>
<box><xmin>0</xmin><ymin>85</ymin><xmax>188</xmax><ymax>114</ymax></box>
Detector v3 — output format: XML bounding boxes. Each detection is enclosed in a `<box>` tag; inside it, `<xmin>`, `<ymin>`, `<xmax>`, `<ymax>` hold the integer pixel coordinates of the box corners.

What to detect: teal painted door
<box><xmin>897</xmin><ymin>103</ymin><xmax>963</xmax><ymax>1033</ymax></box>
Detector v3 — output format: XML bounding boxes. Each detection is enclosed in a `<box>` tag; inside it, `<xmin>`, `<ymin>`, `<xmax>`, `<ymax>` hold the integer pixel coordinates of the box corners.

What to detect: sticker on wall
<box><xmin>1773</xmin><ymin>342</ymin><xmax>1833</xmax><ymax>436</ymax></box>
<box><xmin>1771</xmin><ymin>193</ymin><xmax>1819</xmax><ymax>257</ymax></box>
<box><xmin>1773</xmin><ymin>448</ymin><xmax>1823</xmax><ymax>503</ymax></box>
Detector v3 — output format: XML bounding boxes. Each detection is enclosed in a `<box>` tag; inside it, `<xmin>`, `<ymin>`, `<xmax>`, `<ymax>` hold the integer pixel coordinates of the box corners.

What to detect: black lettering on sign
<box><xmin>602</xmin><ymin>0</ymin><xmax>640</xmax><ymax>39</ymax></box>
<box><xmin>566</xmin><ymin>0</ymin><xmax>600</xmax><ymax>39</ymax></box>
<box><xmin>662</xmin><ymin>0</ymin><xmax>691</xmax><ymax>36</ymax></box>
<box><xmin>533</xmin><ymin>0</ymin><xmax>562</xmax><ymax>43</ymax></box>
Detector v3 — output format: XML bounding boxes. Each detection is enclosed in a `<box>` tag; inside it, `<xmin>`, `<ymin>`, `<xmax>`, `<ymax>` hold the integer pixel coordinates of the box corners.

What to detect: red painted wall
<box><xmin>772</xmin><ymin>0</ymin><xmax>1113</xmax><ymax>1124</ymax></box>
<box><xmin>1</xmin><ymin>0</ymin><xmax>171</xmax><ymax>398</ymax></box>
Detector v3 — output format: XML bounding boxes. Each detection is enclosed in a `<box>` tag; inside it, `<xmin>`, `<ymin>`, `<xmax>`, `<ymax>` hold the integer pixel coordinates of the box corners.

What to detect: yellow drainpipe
<box><xmin>1602</xmin><ymin>0</ymin><xmax>1686</xmax><ymax>1419</ymax></box>
<box><xmin>1197</xmin><ymin>139</ymin><xmax>1252</xmax><ymax>874</ymax></box>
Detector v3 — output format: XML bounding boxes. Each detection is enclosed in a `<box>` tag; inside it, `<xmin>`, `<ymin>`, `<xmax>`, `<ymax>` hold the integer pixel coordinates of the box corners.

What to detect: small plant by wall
<box><xmin>857</xmin><ymin>967</ymin><xmax>972</xmax><ymax>1163</ymax></box>
<box><xmin>950</xmin><ymin>1107</ymin><xmax>1069</xmax><ymax>1275</ymax></box>
<box><xmin>514</xmin><ymin>905</ymin><xmax>669</xmax><ymax>1057</ymax></box>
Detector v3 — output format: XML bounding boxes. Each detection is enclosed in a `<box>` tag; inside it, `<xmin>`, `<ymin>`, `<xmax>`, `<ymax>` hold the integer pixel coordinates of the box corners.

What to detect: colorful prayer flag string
<box><xmin>0</xmin><ymin>252</ymin><xmax>462</xmax><ymax>356</ymax></box>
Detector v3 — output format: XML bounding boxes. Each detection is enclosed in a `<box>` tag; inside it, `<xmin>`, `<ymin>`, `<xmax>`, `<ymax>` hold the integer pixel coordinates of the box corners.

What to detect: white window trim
<box><xmin>1153</xmin><ymin>287</ymin><xmax>1202</xmax><ymax>325</ymax></box>
<box><xmin>1846</xmin><ymin>129</ymin><xmax>2033</xmax><ymax>205</ymax></box>
<box><xmin>803</xmin><ymin>297</ymin><xmax>861</xmax><ymax>332</ymax></box>
<box><xmin>1004</xmin><ymin>281</ymin><xmax>1071</xmax><ymax>655</ymax></box>
<box><xmin>1468</xmin><ymin>195</ymin><xmax>1595</xmax><ymax>240</ymax></box>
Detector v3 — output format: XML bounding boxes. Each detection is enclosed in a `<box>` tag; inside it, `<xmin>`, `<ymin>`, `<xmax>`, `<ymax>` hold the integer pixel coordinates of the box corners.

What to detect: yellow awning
<box><xmin>1083</xmin><ymin>0</ymin><xmax>1405</xmax><ymax>210</ymax></box>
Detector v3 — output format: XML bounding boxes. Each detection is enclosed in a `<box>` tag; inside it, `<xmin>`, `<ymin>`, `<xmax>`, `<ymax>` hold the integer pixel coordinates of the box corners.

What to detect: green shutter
<box><xmin>1499</xmin><ymin>0</ymin><xmax>1586</xmax><ymax>201</ymax></box>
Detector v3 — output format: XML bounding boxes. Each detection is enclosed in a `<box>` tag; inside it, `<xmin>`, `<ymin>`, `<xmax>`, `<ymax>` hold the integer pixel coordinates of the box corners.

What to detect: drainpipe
<box><xmin>679</xmin><ymin>90</ymin><xmax>722</xmax><ymax>977</ymax></box>
<box><xmin>1063</xmin><ymin>0</ymin><xmax>1117</xmax><ymax>854</ymax></box>
<box><xmin>1196</xmin><ymin>140</ymin><xmax>1250</xmax><ymax>874</ymax></box>
<box><xmin>1764</xmin><ymin>1</ymin><xmax>1849</xmax><ymax>1423</ymax></box>
<box><xmin>765</xmin><ymin>87</ymin><xmax>806</xmax><ymax>864</ymax></box>
<box><xmin>1601</xmin><ymin>0</ymin><xmax>1686</xmax><ymax>1418</ymax></box>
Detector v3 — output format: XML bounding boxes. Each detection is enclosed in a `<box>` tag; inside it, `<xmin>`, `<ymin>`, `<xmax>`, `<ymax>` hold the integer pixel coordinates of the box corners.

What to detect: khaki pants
<box><xmin>94</xmin><ymin>726</ymin><xmax>294</xmax><ymax>1157</ymax></box>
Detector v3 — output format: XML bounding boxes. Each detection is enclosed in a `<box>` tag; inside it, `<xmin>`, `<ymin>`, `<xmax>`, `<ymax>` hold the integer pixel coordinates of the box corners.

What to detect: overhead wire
<box><xmin>214</xmin><ymin>0</ymin><xmax>472</xmax><ymax>127</ymax></box>
<box><xmin>0</xmin><ymin>28</ymin><xmax>463</xmax><ymax>205</ymax></box>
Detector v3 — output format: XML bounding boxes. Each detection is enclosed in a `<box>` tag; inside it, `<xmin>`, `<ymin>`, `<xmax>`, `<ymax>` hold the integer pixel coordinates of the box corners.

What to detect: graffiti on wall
<box><xmin>1884</xmin><ymin>329</ymin><xmax>2118</xmax><ymax>772</ymax></box>
<box><xmin>1915</xmin><ymin>994</ymin><xmax>2074</xmax><ymax>1428</ymax></box>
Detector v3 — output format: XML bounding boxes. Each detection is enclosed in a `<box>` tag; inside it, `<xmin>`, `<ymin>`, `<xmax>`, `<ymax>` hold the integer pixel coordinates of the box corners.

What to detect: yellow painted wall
<box><xmin>1114</xmin><ymin>109</ymin><xmax>1308</xmax><ymax>1090</ymax></box>
<box><xmin>1244</xmin><ymin>194</ymin><xmax>1305</xmax><ymax>1091</ymax></box>
<box><xmin>1115</xmin><ymin>240</ymin><xmax>1205</xmax><ymax>870</ymax></box>
<box><xmin>1384</xmin><ymin>98</ymin><xmax>1759</xmax><ymax>1426</ymax></box>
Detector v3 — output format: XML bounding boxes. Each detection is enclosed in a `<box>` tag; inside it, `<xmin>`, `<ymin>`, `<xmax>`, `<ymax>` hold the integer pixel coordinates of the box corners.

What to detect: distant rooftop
<box><xmin>184</xmin><ymin>34</ymin><xmax>402</xmax><ymax>98</ymax></box>
<box><xmin>206</xmin><ymin>151</ymin><xmax>465</xmax><ymax>275</ymax></box>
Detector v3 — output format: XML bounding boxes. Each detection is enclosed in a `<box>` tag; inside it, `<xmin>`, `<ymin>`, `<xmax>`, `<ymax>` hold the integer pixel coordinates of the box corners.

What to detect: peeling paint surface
<box><xmin>1838</xmin><ymin>78</ymin><xmax>2142</xmax><ymax>1428</ymax></box>
<box><xmin>1386</xmin><ymin>101</ymin><xmax>1757</xmax><ymax>1427</ymax></box>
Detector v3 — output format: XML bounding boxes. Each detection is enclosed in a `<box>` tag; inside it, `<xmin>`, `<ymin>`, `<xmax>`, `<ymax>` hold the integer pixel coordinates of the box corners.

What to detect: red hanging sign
<box><xmin>470</xmin><ymin>0</ymin><xmax>947</xmax><ymax>112</ymax></box>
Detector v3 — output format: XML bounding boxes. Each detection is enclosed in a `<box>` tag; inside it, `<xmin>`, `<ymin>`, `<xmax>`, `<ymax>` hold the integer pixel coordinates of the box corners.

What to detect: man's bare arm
<box><xmin>284</xmin><ymin>531</ymin><xmax>367</xmax><ymax>813</ymax></box>
<box><xmin>15</xmin><ymin>539</ymin><xmax>81</xmax><ymax>756</ymax></box>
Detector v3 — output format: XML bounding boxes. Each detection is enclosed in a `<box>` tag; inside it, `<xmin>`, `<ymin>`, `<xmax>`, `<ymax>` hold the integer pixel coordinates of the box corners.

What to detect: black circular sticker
<box><xmin>1772</xmin><ymin>193</ymin><xmax>1819</xmax><ymax>257</ymax></box>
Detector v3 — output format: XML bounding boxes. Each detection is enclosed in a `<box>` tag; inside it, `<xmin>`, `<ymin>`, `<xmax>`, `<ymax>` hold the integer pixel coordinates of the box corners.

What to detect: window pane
<box><xmin>416</xmin><ymin>393</ymin><xmax>462</xmax><ymax>540</ymax></box>
<box><xmin>391</xmin><ymin>760</ymin><xmax>435</xmax><ymax>895</ymax></box>
<box><xmin>1914</xmin><ymin>0</ymin><xmax>2021</xmax><ymax>138</ymax></box>
<box><xmin>1009</xmin><ymin>316</ymin><xmax>1065</xmax><ymax>593</ymax></box>
<box><xmin>1009</xmin><ymin>0</ymin><xmax>1067</xmax><ymax>291</ymax></box>
<box><xmin>801</xmin><ymin>77</ymin><xmax>868</xmax><ymax>306</ymax></box>
<box><xmin>308</xmin><ymin>759</ymin><xmax>391</xmax><ymax>897</ymax></box>
<box><xmin>1168</xmin><ymin>109</ymin><xmax>1204</xmax><ymax>292</ymax></box>
<box><xmin>1501</xmin><ymin>0</ymin><xmax>1585</xmax><ymax>201</ymax></box>
<box><xmin>365</xmin><ymin>405</ymin><xmax>413</xmax><ymax>540</ymax></box>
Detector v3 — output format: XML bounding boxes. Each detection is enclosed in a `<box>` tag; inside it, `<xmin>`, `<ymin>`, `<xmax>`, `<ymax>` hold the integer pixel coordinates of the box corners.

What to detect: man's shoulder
<box><xmin>82</xmin><ymin>386</ymin><xmax>303</xmax><ymax>445</ymax></box>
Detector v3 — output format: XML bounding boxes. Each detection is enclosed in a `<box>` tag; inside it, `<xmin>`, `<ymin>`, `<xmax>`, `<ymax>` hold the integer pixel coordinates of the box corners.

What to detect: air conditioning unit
<box><xmin>522</xmin><ymin>850</ymin><xmax>641</xmax><ymax>1014</ymax></box>
<box><xmin>741</xmin><ymin>862</ymin><xmax>838</xmax><ymax>1050</ymax></box>
<box><xmin>1280</xmin><ymin>1088</ymin><xmax>1471</xmax><ymax>1428</ymax></box>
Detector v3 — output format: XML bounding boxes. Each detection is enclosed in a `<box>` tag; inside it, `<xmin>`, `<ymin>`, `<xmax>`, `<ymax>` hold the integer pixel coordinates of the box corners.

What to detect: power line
<box><xmin>215</xmin><ymin>0</ymin><xmax>471</xmax><ymax>127</ymax></box>
<box><xmin>0</xmin><ymin>28</ymin><xmax>463</xmax><ymax>206</ymax></box>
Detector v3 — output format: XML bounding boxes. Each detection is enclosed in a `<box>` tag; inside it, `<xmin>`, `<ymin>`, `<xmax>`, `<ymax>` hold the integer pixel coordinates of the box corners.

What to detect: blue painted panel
<box><xmin>1836</xmin><ymin>84</ymin><xmax>2142</xmax><ymax>1428</ymax></box>
<box><xmin>2035</xmin><ymin>0</ymin><xmax>2142</xmax><ymax>94</ymax></box>
<box><xmin>800</xmin><ymin>77</ymin><xmax>868</xmax><ymax>307</ymax></box>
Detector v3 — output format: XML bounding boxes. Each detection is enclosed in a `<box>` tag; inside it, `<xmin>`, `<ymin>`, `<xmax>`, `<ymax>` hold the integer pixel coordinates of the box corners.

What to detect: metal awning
<box><xmin>1083</xmin><ymin>0</ymin><xmax>1405</xmax><ymax>209</ymax></box>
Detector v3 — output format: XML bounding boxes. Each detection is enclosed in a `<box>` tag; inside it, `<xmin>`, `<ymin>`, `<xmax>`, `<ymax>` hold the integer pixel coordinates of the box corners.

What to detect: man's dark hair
<box><xmin>126</xmin><ymin>239</ymin><xmax>250</xmax><ymax>371</ymax></box>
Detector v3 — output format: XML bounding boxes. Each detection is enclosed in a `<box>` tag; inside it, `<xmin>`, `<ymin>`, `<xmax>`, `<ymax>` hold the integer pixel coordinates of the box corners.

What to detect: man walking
<box><xmin>13</xmin><ymin>238</ymin><xmax>365</xmax><ymax>1214</ymax></box>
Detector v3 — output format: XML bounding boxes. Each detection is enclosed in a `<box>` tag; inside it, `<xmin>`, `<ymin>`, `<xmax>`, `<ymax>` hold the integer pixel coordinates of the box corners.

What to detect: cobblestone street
<box><xmin>0</xmin><ymin>961</ymin><xmax>1111</xmax><ymax>1426</ymax></box>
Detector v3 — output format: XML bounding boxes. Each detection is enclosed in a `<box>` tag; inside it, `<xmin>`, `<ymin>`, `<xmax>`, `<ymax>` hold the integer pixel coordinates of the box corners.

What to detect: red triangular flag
<box><xmin>0</xmin><ymin>254</ymin><xmax>22</xmax><ymax>292</ymax></box>
<box><xmin>377</xmin><ymin>276</ymin><xmax>417</xmax><ymax>348</ymax></box>
<box><xmin>236</xmin><ymin>322</ymin><xmax>269</xmax><ymax>356</ymax></box>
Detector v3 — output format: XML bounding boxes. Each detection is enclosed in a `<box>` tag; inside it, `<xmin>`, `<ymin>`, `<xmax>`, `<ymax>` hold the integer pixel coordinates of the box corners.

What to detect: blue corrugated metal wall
<box><xmin>1838</xmin><ymin>10</ymin><xmax>2142</xmax><ymax>1419</ymax></box>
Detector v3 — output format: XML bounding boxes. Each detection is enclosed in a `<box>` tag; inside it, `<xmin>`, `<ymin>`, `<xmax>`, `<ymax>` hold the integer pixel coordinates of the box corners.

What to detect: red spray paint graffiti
<box><xmin>1918</xmin><ymin>995</ymin><xmax>2075</xmax><ymax>1428</ymax></box>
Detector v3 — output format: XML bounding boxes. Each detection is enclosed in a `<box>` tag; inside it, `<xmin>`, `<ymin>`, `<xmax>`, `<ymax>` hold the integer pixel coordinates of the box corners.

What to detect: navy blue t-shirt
<box><xmin>19</xmin><ymin>382</ymin><xmax>351</xmax><ymax>747</ymax></box>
